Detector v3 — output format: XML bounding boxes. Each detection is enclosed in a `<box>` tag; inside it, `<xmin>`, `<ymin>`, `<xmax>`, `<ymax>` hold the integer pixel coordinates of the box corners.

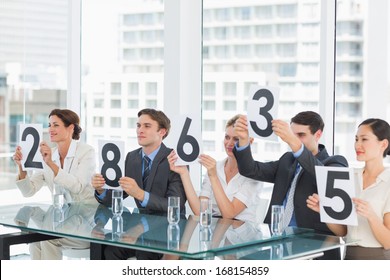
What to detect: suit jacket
<box><xmin>16</xmin><ymin>140</ymin><xmax>96</xmax><ymax>203</ymax></box>
<box><xmin>233</xmin><ymin>144</ymin><xmax>348</xmax><ymax>234</ymax></box>
<box><xmin>95</xmin><ymin>143</ymin><xmax>186</xmax><ymax>213</ymax></box>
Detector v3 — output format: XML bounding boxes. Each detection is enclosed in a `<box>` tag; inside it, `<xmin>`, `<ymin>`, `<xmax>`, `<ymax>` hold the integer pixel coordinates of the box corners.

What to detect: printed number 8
<box><xmin>101</xmin><ymin>143</ymin><xmax>122</xmax><ymax>187</ymax></box>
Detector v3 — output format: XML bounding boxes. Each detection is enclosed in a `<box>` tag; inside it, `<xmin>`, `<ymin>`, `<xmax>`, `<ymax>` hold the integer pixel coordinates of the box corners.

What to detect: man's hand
<box><xmin>234</xmin><ymin>115</ymin><xmax>250</xmax><ymax>147</ymax></box>
<box><xmin>271</xmin><ymin>119</ymin><xmax>301</xmax><ymax>152</ymax></box>
<box><xmin>119</xmin><ymin>177</ymin><xmax>144</xmax><ymax>201</ymax></box>
<box><xmin>92</xmin><ymin>173</ymin><xmax>106</xmax><ymax>194</ymax></box>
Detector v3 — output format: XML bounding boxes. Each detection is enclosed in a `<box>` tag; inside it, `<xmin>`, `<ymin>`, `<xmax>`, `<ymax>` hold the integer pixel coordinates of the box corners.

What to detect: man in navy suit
<box><xmin>233</xmin><ymin>111</ymin><xmax>348</xmax><ymax>260</ymax></box>
<box><xmin>92</xmin><ymin>108</ymin><xmax>186</xmax><ymax>259</ymax></box>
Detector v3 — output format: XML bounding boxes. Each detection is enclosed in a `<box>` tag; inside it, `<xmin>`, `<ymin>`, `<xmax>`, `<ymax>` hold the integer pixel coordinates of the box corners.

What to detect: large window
<box><xmin>0</xmin><ymin>0</ymin><xmax>68</xmax><ymax>187</ymax></box>
<box><xmin>334</xmin><ymin>0</ymin><xmax>390</xmax><ymax>165</ymax></box>
<box><xmin>1</xmin><ymin>0</ymin><xmax>390</xmax><ymax>194</ymax></box>
<box><xmin>81</xmin><ymin>0</ymin><xmax>164</xmax><ymax>149</ymax></box>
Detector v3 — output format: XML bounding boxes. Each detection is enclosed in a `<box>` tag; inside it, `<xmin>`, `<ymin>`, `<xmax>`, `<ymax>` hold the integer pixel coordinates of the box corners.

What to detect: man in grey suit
<box><xmin>91</xmin><ymin>108</ymin><xmax>186</xmax><ymax>259</ymax></box>
<box><xmin>233</xmin><ymin>111</ymin><xmax>348</xmax><ymax>260</ymax></box>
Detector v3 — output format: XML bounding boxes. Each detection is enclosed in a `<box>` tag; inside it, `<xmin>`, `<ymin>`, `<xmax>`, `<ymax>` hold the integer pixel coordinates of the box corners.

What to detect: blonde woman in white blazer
<box><xmin>13</xmin><ymin>108</ymin><xmax>96</xmax><ymax>259</ymax></box>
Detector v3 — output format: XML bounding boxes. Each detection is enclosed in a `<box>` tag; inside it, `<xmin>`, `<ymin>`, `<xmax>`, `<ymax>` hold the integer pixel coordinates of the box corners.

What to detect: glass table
<box><xmin>0</xmin><ymin>202</ymin><xmax>347</xmax><ymax>260</ymax></box>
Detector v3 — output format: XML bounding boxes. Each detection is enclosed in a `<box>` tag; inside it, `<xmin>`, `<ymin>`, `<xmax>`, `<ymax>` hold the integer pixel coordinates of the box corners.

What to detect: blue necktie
<box><xmin>282</xmin><ymin>164</ymin><xmax>301</xmax><ymax>229</ymax></box>
<box><xmin>142</xmin><ymin>156</ymin><xmax>151</xmax><ymax>189</ymax></box>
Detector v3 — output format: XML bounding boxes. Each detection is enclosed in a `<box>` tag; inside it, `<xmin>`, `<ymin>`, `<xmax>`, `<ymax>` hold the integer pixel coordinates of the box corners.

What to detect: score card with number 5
<box><xmin>315</xmin><ymin>166</ymin><xmax>358</xmax><ymax>226</ymax></box>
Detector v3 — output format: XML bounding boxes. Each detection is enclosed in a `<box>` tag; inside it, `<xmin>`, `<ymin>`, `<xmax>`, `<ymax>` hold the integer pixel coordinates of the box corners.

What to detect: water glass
<box><xmin>111</xmin><ymin>215</ymin><xmax>123</xmax><ymax>241</ymax></box>
<box><xmin>271</xmin><ymin>205</ymin><xmax>284</xmax><ymax>236</ymax></box>
<box><xmin>271</xmin><ymin>243</ymin><xmax>284</xmax><ymax>260</ymax></box>
<box><xmin>112</xmin><ymin>189</ymin><xmax>123</xmax><ymax>216</ymax></box>
<box><xmin>199</xmin><ymin>198</ymin><xmax>212</xmax><ymax>227</ymax></box>
<box><xmin>167</xmin><ymin>196</ymin><xmax>180</xmax><ymax>225</ymax></box>
<box><xmin>167</xmin><ymin>224</ymin><xmax>180</xmax><ymax>250</ymax></box>
<box><xmin>53</xmin><ymin>184</ymin><xmax>65</xmax><ymax>208</ymax></box>
<box><xmin>199</xmin><ymin>226</ymin><xmax>212</xmax><ymax>251</ymax></box>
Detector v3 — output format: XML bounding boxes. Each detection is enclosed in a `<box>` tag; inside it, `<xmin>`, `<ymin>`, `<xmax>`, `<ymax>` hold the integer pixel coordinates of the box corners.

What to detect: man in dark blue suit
<box><xmin>233</xmin><ymin>111</ymin><xmax>348</xmax><ymax>260</ymax></box>
<box><xmin>92</xmin><ymin>108</ymin><xmax>186</xmax><ymax>259</ymax></box>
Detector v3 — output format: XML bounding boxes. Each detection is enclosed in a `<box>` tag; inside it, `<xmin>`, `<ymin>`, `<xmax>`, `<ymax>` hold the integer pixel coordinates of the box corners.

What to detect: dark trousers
<box><xmin>315</xmin><ymin>248</ymin><xmax>341</xmax><ymax>260</ymax></box>
<box><xmin>103</xmin><ymin>244</ymin><xmax>162</xmax><ymax>260</ymax></box>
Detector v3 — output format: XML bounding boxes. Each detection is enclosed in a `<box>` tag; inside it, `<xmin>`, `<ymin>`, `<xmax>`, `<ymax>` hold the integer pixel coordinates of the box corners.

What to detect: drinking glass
<box><xmin>167</xmin><ymin>197</ymin><xmax>180</xmax><ymax>225</ymax></box>
<box><xmin>271</xmin><ymin>243</ymin><xmax>284</xmax><ymax>260</ymax></box>
<box><xmin>167</xmin><ymin>224</ymin><xmax>180</xmax><ymax>250</ymax></box>
<box><xmin>199</xmin><ymin>226</ymin><xmax>212</xmax><ymax>251</ymax></box>
<box><xmin>112</xmin><ymin>189</ymin><xmax>123</xmax><ymax>216</ymax></box>
<box><xmin>53</xmin><ymin>184</ymin><xmax>65</xmax><ymax>208</ymax></box>
<box><xmin>52</xmin><ymin>206</ymin><xmax>65</xmax><ymax>230</ymax></box>
<box><xmin>199</xmin><ymin>198</ymin><xmax>212</xmax><ymax>227</ymax></box>
<box><xmin>271</xmin><ymin>205</ymin><xmax>284</xmax><ymax>236</ymax></box>
<box><xmin>111</xmin><ymin>215</ymin><xmax>123</xmax><ymax>241</ymax></box>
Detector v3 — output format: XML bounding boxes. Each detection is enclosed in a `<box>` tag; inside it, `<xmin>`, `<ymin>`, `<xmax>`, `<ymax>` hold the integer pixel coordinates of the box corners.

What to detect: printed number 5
<box><xmin>324</xmin><ymin>170</ymin><xmax>352</xmax><ymax>220</ymax></box>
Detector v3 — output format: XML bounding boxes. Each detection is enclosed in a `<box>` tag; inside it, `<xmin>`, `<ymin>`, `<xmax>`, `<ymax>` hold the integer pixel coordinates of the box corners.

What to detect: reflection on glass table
<box><xmin>0</xmin><ymin>202</ymin><xmax>343</xmax><ymax>260</ymax></box>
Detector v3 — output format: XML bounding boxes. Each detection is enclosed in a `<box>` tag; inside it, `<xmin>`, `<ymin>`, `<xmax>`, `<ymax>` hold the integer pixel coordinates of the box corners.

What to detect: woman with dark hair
<box><xmin>13</xmin><ymin>108</ymin><xmax>96</xmax><ymax>259</ymax></box>
<box><xmin>307</xmin><ymin>118</ymin><xmax>390</xmax><ymax>259</ymax></box>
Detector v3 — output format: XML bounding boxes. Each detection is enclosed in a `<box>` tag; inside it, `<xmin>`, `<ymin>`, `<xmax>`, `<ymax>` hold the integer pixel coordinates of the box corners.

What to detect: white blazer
<box><xmin>16</xmin><ymin>140</ymin><xmax>96</xmax><ymax>203</ymax></box>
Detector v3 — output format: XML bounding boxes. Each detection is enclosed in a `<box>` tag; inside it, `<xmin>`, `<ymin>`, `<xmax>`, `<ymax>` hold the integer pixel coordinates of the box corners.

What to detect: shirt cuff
<box><xmin>96</xmin><ymin>189</ymin><xmax>107</xmax><ymax>200</ymax></box>
<box><xmin>140</xmin><ymin>191</ymin><xmax>149</xmax><ymax>207</ymax></box>
<box><xmin>235</xmin><ymin>142</ymin><xmax>250</xmax><ymax>151</ymax></box>
<box><xmin>140</xmin><ymin>216</ymin><xmax>149</xmax><ymax>233</ymax></box>
<box><xmin>293</xmin><ymin>144</ymin><xmax>304</xmax><ymax>158</ymax></box>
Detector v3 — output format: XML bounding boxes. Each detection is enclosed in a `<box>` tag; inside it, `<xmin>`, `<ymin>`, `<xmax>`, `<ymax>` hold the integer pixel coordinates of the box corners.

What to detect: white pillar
<box><xmin>319</xmin><ymin>0</ymin><xmax>336</xmax><ymax>154</ymax></box>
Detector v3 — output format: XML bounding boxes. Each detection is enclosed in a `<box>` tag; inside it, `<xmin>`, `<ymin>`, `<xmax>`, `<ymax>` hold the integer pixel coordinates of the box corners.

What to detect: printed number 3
<box><xmin>249</xmin><ymin>88</ymin><xmax>274</xmax><ymax>137</ymax></box>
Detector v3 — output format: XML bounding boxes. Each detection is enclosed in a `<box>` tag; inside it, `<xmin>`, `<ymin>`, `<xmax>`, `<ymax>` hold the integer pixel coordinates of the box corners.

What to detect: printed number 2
<box><xmin>249</xmin><ymin>88</ymin><xmax>274</xmax><ymax>137</ymax></box>
<box><xmin>21</xmin><ymin>127</ymin><xmax>43</xmax><ymax>169</ymax></box>
<box><xmin>101</xmin><ymin>143</ymin><xmax>122</xmax><ymax>187</ymax></box>
<box><xmin>177</xmin><ymin>117</ymin><xmax>200</xmax><ymax>162</ymax></box>
<box><xmin>324</xmin><ymin>170</ymin><xmax>352</xmax><ymax>220</ymax></box>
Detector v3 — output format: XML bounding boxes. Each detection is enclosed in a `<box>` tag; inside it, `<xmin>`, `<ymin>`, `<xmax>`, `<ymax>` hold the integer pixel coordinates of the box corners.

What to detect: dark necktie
<box><xmin>142</xmin><ymin>156</ymin><xmax>151</xmax><ymax>188</ymax></box>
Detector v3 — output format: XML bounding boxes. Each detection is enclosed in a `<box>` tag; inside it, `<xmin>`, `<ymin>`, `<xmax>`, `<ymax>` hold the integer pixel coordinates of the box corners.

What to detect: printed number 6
<box><xmin>177</xmin><ymin>117</ymin><xmax>200</xmax><ymax>162</ymax></box>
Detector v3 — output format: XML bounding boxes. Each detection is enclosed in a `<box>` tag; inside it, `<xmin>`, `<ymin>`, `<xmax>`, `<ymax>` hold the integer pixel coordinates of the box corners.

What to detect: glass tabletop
<box><xmin>0</xmin><ymin>202</ymin><xmax>326</xmax><ymax>259</ymax></box>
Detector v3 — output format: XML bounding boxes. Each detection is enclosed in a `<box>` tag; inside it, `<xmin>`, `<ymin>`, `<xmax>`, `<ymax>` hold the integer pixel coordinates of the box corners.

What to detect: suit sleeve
<box><xmin>146</xmin><ymin>170</ymin><xmax>186</xmax><ymax>213</ymax></box>
<box><xmin>297</xmin><ymin>147</ymin><xmax>349</xmax><ymax>180</ymax></box>
<box><xmin>233</xmin><ymin>144</ymin><xmax>279</xmax><ymax>183</ymax></box>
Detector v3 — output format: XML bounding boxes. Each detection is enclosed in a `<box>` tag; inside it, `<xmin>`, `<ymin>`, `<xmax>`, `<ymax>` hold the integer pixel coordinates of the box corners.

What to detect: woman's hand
<box><xmin>167</xmin><ymin>150</ymin><xmax>188</xmax><ymax>175</ymax></box>
<box><xmin>198</xmin><ymin>154</ymin><xmax>217</xmax><ymax>178</ymax></box>
<box><xmin>353</xmin><ymin>198</ymin><xmax>376</xmax><ymax>220</ymax></box>
<box><xmin>307</xmin><ymin>193</ymin><xmax>321</xmax><ymax>213</ymax></box>
<box><xmin>13</xmin><ymin>146</ymin><xmax>23</xmax><ymax>168</ymax></box>
<box><xmin>39</xmin><ymin>141</ymin><xmax>53</xmax><ymax>164</ymax></box>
